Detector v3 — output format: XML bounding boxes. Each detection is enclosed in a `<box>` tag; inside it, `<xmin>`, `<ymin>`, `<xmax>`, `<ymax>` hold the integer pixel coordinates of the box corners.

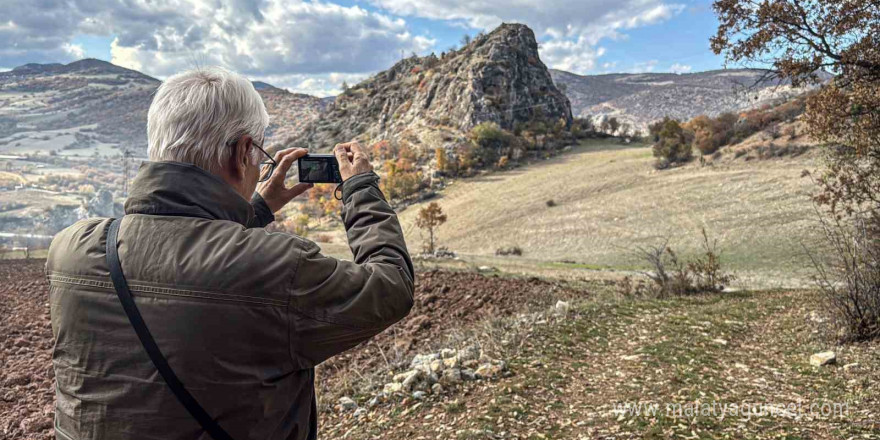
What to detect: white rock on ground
<box><xmin>338</xmin><ymin>397</ymin><xmax>358</xmax><ymax>411</ymax></box>
<box><xmin>810</xmin><ymin>351</ymin><xmax>837</xmax><ymax>367</ymax></box>
<box><xmin>554</xmin><ymin>300</ymin><xmax>570</xmax><ymax>316</ymax></box>
<box><xmin>383</xmin><ymin>382</ymin><xmax>403</xmax><ymax>394</ymax></box>
<box><xmin>843</xmin><ymin>363</ymin><xmax>859</xmax><ymax>372</ymax></box>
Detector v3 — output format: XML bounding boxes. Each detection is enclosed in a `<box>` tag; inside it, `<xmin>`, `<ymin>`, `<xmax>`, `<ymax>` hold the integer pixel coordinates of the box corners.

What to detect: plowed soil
<box><xmin>324</xmin><ymin>269</ymin><xmax>587</xmax><ymax>373</ymax></box>
<box><xmin>1</xmin><ymin>260</ymin><xmax>53</xmax><ymax>440</ymax></box>
<box><xmin>0</xmin><ymin>260</ymin><xmax>588</xmax><ymax>439</ymax></box>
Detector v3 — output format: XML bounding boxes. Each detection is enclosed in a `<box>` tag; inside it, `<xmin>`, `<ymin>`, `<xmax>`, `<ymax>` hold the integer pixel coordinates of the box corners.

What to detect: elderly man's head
<box><xmin>147</xmin><ymin>67</ymin><xmax>269</xmax><ymax>197</ymax></box>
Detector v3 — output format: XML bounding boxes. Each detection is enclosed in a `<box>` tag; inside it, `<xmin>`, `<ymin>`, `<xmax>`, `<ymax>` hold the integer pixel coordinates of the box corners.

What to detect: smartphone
<box><xmin>297</xmin><ymin>154</ymin><xmax>343</xmax><ymax>184</ymax></box>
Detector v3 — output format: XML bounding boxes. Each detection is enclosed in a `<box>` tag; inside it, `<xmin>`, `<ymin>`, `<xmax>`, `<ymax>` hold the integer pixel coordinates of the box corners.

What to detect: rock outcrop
<box><xmin>291</xmin><ymin>23</ymin><xmax>572</xmax><ymax>153</ymax></box>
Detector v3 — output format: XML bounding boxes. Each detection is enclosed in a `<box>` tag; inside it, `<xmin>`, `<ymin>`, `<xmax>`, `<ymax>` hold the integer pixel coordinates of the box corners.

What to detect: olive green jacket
<box><xmin>46</xmin><ymin>161</ymin><xmax>414</xmax><ymax>440</ymax></box>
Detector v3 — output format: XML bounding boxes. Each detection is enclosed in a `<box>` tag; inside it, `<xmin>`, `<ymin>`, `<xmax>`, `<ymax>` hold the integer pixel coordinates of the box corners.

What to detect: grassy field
<box><xmin>396</xmin><ymin>140</ymin><xmax>825</xmax><ymax>289</ymax></box>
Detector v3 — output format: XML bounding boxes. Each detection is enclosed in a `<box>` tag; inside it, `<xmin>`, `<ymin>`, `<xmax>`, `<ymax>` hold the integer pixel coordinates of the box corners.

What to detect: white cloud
<box><xmin>368</xmin><ymin>0</ymin><xmax>684</xmax><ymax>74</ymax></box>
<box><xmin>670</xmin><ymin>63</ymin><xmax>692</xmax><ymax>74</ymax></box>
<box><xmin>62</xmin><ymin>43</ymin><xmax>85</xmax><ymax>59</ymax></box>
<box><xmin>1</xmin><ymin>0</ymin><xmax>435</xmax><ymax>89</ymax></box>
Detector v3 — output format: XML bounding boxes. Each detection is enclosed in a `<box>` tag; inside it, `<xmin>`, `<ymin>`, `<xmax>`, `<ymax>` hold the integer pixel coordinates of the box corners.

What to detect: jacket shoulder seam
<box><xmin>48</xmin><ymin>272</ymin><xmax>287</xmax><ymax>307</ymax></box>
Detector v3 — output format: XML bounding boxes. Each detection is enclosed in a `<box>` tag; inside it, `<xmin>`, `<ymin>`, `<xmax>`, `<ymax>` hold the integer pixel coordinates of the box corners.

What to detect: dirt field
<box><xmin>0</xmin><ymin>260</ymin><xmax>53</xmax><ymax>440</ymax></box>
<box><xmin>397</xmin><ymin>140</ymin><xmax>824</xmax><ymax>289</ymax></box>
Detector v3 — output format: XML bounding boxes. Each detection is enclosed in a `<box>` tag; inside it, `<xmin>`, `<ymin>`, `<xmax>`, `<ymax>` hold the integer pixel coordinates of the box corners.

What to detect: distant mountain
<box><xmin>291</xmin><ymin>23</ymin><xmax>571</xmax><ymax>153</ymax></box>
<box><xmin>0</xmin><ymin>59</ymin><xmax>325</xmax><ymax>156</ymax></box>
<box><xmin>550</xmin><ymin>68</ymin><xmax>827</xmax><ymax>131</ymax></box>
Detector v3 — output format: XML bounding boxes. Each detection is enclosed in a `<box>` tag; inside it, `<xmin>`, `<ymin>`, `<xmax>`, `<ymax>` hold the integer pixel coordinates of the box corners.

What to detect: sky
<box><xmin>0</xmin><ymin>0</ymin><xmax>726</xmax><ymax>97</ymax></box>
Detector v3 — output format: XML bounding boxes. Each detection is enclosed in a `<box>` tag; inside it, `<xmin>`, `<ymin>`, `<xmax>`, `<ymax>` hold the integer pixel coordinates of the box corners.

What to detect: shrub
<box><xmin>633</xmin><ymin>229</ymin><xmax>734</xmax><ymax>298</ymax></box>
<box><xmin>546</xmin><ymin>199</ymin><xmax>557</xmax><ymax>207</ymax></box>
<box><xmin>495</xmin><ymin>246</ymin><xmax>523</xmax><ymax>256</ymax></box>
<box><xmin>381</xmin><ymin>158</ymin><xmax>423</xmax><ymax>203</ymax></box>
<box><xmin>811</xmin><ymin>214</ymin><xmax>880</xmax><ymax>342</ymax></box>
<box><xmin>469</xmin><ymin>122</ymin><xmax>517</xmax><ymax>167</ymax></box>
<box><xmin>652</xmin><ymin>118</ymin><xmax>693</xmax><ymax>169</ymax></box>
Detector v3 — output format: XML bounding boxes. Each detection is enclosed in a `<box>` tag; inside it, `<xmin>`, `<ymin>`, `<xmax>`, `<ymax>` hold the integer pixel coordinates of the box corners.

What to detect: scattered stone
<box><xmin>554</xmin><ymin>300</ymin><xmax>570</xmax><ymax>316</ymax></box>
<box><xmin>412</xmin><ymin>391</ymin><xmax>426</xmax><ymax>400</ymax></box>
<box><xmin>443</xmin><ymin>356</ymin><xmax>460</xmax><ymax>369</ymax></box>
<box><xmin>338</xmin><ymin>396</ymin><xmax>358</xmax><ymax>411</ymax></box>
<box><xmin>402</xmin><ymin>370</ymin><xmax>423</xmax><ymax>391</ymax></box>
<box><xmin>383</xmin><ymin>382</ymin><xmax>403</xmax><ymax>394</ymax></box>
<box><xmin>410</xmin><ymin>353</ymin><xmax>440</xmax><ymax>368</ymax></box>
<box><xmin>621</xmin><ymin>354</ymin><xmax>642</xmax><ymax>361</ymax></box>
<box><xmin>460</xmin><ymin>368</ymin><xmax>476</xmax><ymax>381</ymax></box>
<box><xmin>475</xmin><ymin>362</ymin><xmax>505</xmax><ymax>378</ymax></box>
<box><xmin>440</xmin><ymin>367</ymin><xmax>462</xmax><ymax>385</ymax></box>
<box><xmin>477</xmin><ymin>265</ymin><xmax>496</xmax><ymax>272</ymax></box>
<box><xmin>440</xmin><ymin>348</ymin><xmax>457</xmax><ymax>359</ymax></box>
<box><xmin>457</xmin><ymin>345</ymin><xmax>481</xmax><ymax>361</ymax></box>
<box><xmin>843</xmin><ymin>363</ymin><xmax>860</xmax><ymax>372</ymax></box>
<box><xmin>431</xmin><ymin>383</ymin><xmax>444</xmax><ymax>394</ymax></box>
<box><xmin>712</xmin><ymin>338</ymin><xmax>728</xmax><ymax>346</ymax></box>
<box><xmin>367</xmin><ymin>396</ymin><xmax>381</xmax><ymax>407</ymax></box>
<box><xmin>810</xmin><ymin>351</ymin><xmax>837</xmax><ymax>367</ymax></box>
<box><xmin>353</xmin><ymin>408</ymin><xmax>367</xmax><ymax>418</ymax></box>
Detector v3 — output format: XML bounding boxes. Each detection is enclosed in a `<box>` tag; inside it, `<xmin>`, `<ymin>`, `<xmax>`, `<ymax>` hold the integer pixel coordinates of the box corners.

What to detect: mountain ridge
<box><xmin>550</xmin><ymin>68</ymin><xmax>826</xmax><ymax>132</ymax></box>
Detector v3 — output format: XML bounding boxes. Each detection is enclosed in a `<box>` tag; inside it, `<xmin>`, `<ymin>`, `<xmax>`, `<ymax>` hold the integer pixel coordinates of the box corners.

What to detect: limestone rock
<box><xmin>338</xmin><ymin>397</ymin><xmax>357</xmax><ymax>411</ymax></box>
<box><xmin>810</xmin><ymin>351</ymin><xmax>836</xmax><ymax>367</ymax></box>
<box><xmin>383</xmin><ymin>382</ymin><xmax>403</xmax><ymax>394</ymax></box>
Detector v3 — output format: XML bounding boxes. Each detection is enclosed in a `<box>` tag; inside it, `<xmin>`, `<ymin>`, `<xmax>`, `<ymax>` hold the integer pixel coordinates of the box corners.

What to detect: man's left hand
<box><xmin>257</xmin><ymin>148</ymin><xmax>313</xmax><ymax>213</ymax></box>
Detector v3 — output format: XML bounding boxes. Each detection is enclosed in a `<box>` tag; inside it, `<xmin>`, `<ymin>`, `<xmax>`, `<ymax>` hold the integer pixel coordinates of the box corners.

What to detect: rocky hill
<box><xmin>550</xmin><ymin>69</ymin><xmax>825</xmax><ymax>132</ymax></box>
<box><xmin>291</xmin><ymin>23</ymin><xmax>572</xmax><ymax>153</ymax></box>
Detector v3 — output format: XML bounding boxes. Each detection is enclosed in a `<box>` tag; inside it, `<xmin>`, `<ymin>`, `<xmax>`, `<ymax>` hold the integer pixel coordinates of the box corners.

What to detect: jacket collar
<box><xmin>124</xmin><ymin>161</ymin><xmax>254</xmax><ymax>226</ymax></box>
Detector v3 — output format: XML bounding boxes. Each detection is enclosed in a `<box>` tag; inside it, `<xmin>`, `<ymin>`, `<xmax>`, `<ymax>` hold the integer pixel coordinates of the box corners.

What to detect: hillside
<box><xmin>0</xmin><ymin>59</ymin><xmax>326</xmax><ymax>236</ymax></box>
<box><xmin>550</xmin><ymin>69</ymin><xmax>823</xmax><ymax>132</ymax></box>
<box><xmin>0</xmin><ymin>58</ymin><xmax>325</xmax><ymax>158</ymax></box>
<box><xmin>291</xmin><ymin>23</ymin><xmax>572</xmax><ymax>154</ymax></box>
<box><xmin>395</xmin><ymin>139</ymin><xmax>824</xmax><ymax>288</ymax></box>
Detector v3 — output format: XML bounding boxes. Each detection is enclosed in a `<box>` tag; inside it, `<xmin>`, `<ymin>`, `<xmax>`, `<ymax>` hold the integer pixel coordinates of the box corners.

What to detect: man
<box><xmin>46</xmin><ymin>67</ymin><xmax>414</xmax><ymax>440</ymax></box>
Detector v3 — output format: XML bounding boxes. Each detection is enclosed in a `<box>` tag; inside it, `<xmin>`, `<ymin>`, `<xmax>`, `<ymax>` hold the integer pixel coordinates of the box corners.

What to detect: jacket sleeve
<box><xmin>287</xmin><ymin>172</ymin><xmax>415</xmax><ymax>368</ymax></box>
<box><xmin>247</xmin><ymin>193</ymin><xmax>275</xmax><ymax>228</ymax></box>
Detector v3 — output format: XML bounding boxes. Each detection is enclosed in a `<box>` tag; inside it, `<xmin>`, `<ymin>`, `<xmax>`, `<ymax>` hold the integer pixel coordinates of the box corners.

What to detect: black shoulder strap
<box><xmin>105</xmin><ymin>218</ymin><xmax>235</xmax><ymax>440</ymax></box>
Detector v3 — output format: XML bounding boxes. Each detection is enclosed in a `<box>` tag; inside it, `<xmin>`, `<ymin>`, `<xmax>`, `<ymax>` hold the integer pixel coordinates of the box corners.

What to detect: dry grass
<box><xmin>396</xmin><ymin>139</ymin><xmax>824</xmax><ymax>289</ymax></box>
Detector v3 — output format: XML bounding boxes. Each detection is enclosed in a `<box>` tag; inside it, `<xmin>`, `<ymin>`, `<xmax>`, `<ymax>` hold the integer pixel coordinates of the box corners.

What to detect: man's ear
<box><xmin>231</xmin><ymin>135</ymin><xmax>252</xmax><ymax>180</ymax></box>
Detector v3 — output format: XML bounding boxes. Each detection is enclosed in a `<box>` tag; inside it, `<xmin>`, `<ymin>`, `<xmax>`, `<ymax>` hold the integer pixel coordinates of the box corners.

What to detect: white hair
<box><xmin>147</xmin><ymin>66</ymin><xmax>268</xmax><ymax>175</ymax></box>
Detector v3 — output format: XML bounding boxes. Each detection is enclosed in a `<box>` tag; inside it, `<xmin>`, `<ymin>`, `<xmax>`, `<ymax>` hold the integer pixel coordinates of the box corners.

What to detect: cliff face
<box><xmin>293</xmin><ymin>23</ymin><xmax>572</xmax><ymax>152</ymax></box>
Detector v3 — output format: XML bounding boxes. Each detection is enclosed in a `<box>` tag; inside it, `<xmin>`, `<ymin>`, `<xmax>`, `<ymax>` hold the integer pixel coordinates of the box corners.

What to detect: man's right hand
<box><xmin>334</xmin><ymin>141</ymin><xmax>373</xmax><ymax>181</ymax></box>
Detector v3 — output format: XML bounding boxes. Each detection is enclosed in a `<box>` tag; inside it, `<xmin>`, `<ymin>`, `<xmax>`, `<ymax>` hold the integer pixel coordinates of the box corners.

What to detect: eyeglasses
<box><xmin>253</xmin><ymin>141</ymin><xmax>276</xmax><ymax>182</ymax></box>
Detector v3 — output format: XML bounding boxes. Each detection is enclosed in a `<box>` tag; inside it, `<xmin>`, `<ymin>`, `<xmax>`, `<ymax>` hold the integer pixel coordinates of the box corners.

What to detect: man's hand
<box><xmin>257</xmin><ymin>148</ymin><xmax>313</xmax><ymax>213</ymax></box>
<box><xmin>334</xmin><ymin>141</ymin><xmax>373</xmax><ymax>181</ymax></box>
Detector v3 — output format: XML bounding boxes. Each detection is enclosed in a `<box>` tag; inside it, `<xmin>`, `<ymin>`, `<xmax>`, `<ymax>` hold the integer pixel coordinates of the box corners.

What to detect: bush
<box><xmin>811</xmin><ymin>214</ymin><xmax>880</xmax><ymax>342</ymax></box>
<box><xmin>688</xmin><ymin>112</ymin><xmax>737</xmax><ymax>155</ymax></box>
<box><xmin>652</xmin><ymin>118</ymin><xmax>693</xmax><ymax>169</ymax></box>
<box><xmin>546</xmin><ymin>199</ymin><xmax>557</xmax><ymax>207</ymax></box>
<box><xmin>381</xmin><ymin>158</ymin><xmax>423</xmax><ymax>202</ymax></box>
<box><xmin>495</xmin><ymin>246</ymin><xmax>523</xmax><ymax>256</ymax></box>
<box><xmin>468</xmin><ymin>122</ymin><xmax>517</xmax><ymax>167</ymax></box>
<box><xmin>633</xmin><ymin>229</ymin><xmax>734</xmax><ymax>298</ymax></box>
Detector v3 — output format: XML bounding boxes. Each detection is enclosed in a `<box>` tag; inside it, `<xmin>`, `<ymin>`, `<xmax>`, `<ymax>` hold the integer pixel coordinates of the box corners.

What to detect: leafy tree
<box><xmin>652</xmin><ymin>118</ymin><xmax>693</xmax><ymax>169</ymax></box>
<box><xmin>415</xmin><ymin>202</ymin><xmax>447</xmax><ymax>254</ymax></box>
<box><xmin>711</xmin><ymin>0</ymin><xmax>880</xmax><ymax>217</ymax></box>
<box><xmin>435</xmin><ymin>147</ymin><xmax>449</xmax><ymax>174</ymax></box>
<box><xmin>469</xmin><ymin>122</ymin><xmax>516</xmax><ymax>165</ymax></box>
<box><xmin>460</xmin><ymin>34</ymin><xmax>472</xmax><ymax>47</ymax></box>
